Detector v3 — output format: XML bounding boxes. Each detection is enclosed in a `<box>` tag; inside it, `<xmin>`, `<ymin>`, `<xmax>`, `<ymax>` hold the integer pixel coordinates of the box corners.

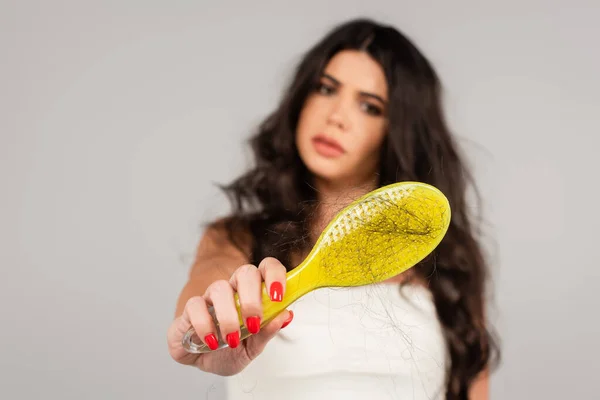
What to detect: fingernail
<box><xmin>270</xmin><ymin>281</ymin><xmax>283</xmax><ymax>302</ymax></box>
<box><xmin>204</xmin><ymin>333</ymin><xmax>219</xmax><ymax>351</ymax></box>
<box><xmin>246</xmin><ymin>316</ymin><xmax>261</xmax><ymax>334</ymax></box>
<box><xmin>226</xmin><ymin>331</ymin><xmax>240</xmax><ymax>349</ymax></box>
<box><xmin>281</xmin><ymin>310</ymin><xmax>294</xmax><ymax>329</ymax></box>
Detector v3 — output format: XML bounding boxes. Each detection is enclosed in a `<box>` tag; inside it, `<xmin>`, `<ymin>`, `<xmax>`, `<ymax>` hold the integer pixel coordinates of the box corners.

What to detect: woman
<box><xmin>167</xmin><ymin>18</ymin><xmax>499</xmax><ymax>399</ymax></box>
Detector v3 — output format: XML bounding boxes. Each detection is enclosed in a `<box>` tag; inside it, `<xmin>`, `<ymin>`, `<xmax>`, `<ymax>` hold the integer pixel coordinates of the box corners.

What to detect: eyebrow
<box><xmin>322</xmin><ymin>73</ymin><xmax>387</xmax><ymax>105</ymax></box>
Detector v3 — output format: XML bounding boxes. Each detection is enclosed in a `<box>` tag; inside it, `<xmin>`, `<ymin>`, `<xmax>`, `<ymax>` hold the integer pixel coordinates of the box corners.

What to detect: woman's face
<box><xmin>295</xmin><ymin>50</ymin><xmax>388</xmax><ymax>188</ymax></box>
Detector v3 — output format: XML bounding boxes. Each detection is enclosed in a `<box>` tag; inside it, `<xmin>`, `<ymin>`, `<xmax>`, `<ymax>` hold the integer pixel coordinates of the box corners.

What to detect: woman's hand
<box><xmin>167</xmin><ymin>257</ymin><xmax>294</xmax><ymax>376</ymax></box>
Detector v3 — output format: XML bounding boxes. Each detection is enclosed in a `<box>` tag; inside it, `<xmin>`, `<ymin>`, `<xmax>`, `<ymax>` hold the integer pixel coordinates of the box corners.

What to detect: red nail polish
<box><xmin>204</xmin><ymin>333</ymin><xmax>219</xmax><ymax>351</ymax></box>
<box><xmin>246</xmin><ymin>316</ymin><xmax>261</xmax><ymax>334</ymax></box>
<box><xmin>270</xmin><ymin>281</ymin><xmax>283</xmax><ymax>302</ymax></box>
<box><xmin>281</xmin><ymin>310</ymin><xmax>294</xmax><ymax>329</ymax></box>
<box><xmin>226</xmin><ymin>331</ymin><xmax>240</xmax><ymax>349</ymax></box>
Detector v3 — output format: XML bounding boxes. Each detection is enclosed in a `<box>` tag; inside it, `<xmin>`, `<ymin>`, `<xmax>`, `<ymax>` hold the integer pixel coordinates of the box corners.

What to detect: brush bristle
<box><xmin>313</xmin><ymin>183</ymin><xmax>449</xmax><ymax>287</ymax></box>
<box><xmin>322</xmin><ymin>186</ymin><xmax>415</xmax><ymax>246</ymax></box>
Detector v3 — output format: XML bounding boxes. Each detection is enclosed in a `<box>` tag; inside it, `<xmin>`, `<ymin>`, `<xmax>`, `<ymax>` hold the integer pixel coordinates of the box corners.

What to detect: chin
<box><xmin>304</xmin><ymin>156</ymin><xmax>349</xmax><ymax>183</ymax></box>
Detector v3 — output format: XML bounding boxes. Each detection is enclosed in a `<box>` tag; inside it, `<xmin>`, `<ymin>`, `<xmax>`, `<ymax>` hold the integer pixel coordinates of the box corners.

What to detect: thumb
<box><xmin>244</xmin><ymin>309</ymin><xmax>294</xmax><ymax>360</ymax></box>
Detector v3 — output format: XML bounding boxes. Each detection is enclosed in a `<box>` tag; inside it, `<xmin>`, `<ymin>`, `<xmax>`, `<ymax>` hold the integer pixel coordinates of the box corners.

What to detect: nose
<box><xmin>327</xmin><ymin>97</ymin><xmax>350</xmax><ymax>131</ymax></box>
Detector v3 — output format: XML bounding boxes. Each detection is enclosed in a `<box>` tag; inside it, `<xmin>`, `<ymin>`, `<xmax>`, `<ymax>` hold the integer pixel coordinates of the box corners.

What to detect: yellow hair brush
<box><xmin>182</xmin><ymin>181</ymin><xmax>451</xmax><ymax>353</ymax></box>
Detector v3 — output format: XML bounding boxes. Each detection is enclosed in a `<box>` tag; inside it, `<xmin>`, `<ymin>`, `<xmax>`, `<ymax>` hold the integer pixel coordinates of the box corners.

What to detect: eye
<box><xmin>361</xmin><ymin>101</ymin><xmax>383</xmax><ymax>116</ymax></box>
<box><xmin>315</xmin><ymin>82</ymin><xmax>335</xmax><ymax>95</ymax></box>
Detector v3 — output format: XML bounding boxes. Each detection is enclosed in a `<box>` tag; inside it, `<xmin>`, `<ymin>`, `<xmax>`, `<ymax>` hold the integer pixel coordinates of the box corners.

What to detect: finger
<box><xmin>280</xmin><ymin>310</ymin><xmax>294</xmax><ymax>329</ymax></box>
<box><xmin>167</xmin><ymin>314</ymin><xmax>200</xmax><ymax>365</ymax></box>
<box><xmin>244</xmin><ymin>309</ymin><xmax>294</xmax><ymax>361</ymax></box>
<box><xmin>203</xmin><ymin>279</ymin><xmax>241</xmax><ymax>349</ymax></box>
<box><xmin>229</xmin><ymin>264</ymin><xmax>263</xmax><ymax>334</ymax></box>
<box><xmin>257</xmin><ymin>257</ymin><xmax>287</xmax><ymax>302</ymax></box>
<box><xmin>184</xmin><ymin>296</ymin><xmax>219</xmax><ymax>351</ymax></box>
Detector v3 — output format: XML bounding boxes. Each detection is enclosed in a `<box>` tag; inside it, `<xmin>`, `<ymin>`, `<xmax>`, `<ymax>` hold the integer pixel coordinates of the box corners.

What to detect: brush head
<box><xmin>308</xmin><ymin>182</ymin><xmax>451</xmax><ymax>287</ymax></box>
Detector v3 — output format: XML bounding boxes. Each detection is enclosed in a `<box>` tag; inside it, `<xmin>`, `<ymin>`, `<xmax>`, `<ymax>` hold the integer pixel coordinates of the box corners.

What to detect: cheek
<box><xmin>296</xmin><ymin>100</ymin><xmax>321</xmax><ymax>152</ymax></box>
<box><xmin>297</xmin><ymin>97</ymin><xmax>325</xmax><ymax>133</ymax></box>
<box><xmin>349</xmin><ymin>120</ymin><xmax>387</xmax><ymax>156</ymax></box>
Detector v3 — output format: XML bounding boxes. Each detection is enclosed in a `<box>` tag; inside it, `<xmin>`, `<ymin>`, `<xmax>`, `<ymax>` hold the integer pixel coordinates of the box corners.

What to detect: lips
<box><xmin>312</xmin><ymin>135</ymin><xmax>345</xmax><ymax>157</ymax></box>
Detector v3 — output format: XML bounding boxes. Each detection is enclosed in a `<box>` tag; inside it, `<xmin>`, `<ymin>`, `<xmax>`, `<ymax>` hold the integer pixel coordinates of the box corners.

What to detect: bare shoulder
<box><xmin>189</xmin><ymin>216</ymin><xmax>253</xmax><ymax>279</ymax></box>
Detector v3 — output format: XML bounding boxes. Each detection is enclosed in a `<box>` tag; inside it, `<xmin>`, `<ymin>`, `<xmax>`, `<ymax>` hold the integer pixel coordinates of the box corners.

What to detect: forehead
<box><xmin>323</xmin><ymin>50</ymin><xmax>388</xmax><ymax>99</ymax></box>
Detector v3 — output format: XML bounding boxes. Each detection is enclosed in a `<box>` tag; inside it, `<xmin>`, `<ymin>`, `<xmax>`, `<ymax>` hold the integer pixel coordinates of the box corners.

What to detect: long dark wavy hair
<box><xmin>209</xmin><ymin>18</ymin><xmax>499</xmax><ymax>400</ymax></box>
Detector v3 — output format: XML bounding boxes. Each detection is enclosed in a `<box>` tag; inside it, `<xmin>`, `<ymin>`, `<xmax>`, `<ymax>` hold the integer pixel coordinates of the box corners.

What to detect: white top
<box><xmin>225</xmin><ymin>284</ymin><xmax>448</xmax><ymax>399</ymax></box>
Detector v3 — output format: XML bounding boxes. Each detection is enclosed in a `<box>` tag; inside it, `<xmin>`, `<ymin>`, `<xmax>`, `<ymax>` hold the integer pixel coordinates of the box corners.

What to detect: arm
<box><xmin>175</xmin><ymin>221</ymin><xmax>251</xmax><ymax>317</ymax></box>
<box><xmin>469</xmin><ymin>369</ymin><xmax>489</xmax><ymax>399</ymax></box>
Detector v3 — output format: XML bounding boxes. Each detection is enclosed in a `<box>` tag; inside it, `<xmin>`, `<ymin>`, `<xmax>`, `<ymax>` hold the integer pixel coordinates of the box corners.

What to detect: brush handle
<box><xmin>182</xmin><ymin>262</ymin><xmax>316</xmax><ymax>353</ymax></box>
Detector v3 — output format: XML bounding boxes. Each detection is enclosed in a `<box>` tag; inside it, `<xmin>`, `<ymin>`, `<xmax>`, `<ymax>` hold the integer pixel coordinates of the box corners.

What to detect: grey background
<box><xmin>1</xmin><ymin>1</ymin><xmax>598</xmax><ymax>399</ymax></box>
